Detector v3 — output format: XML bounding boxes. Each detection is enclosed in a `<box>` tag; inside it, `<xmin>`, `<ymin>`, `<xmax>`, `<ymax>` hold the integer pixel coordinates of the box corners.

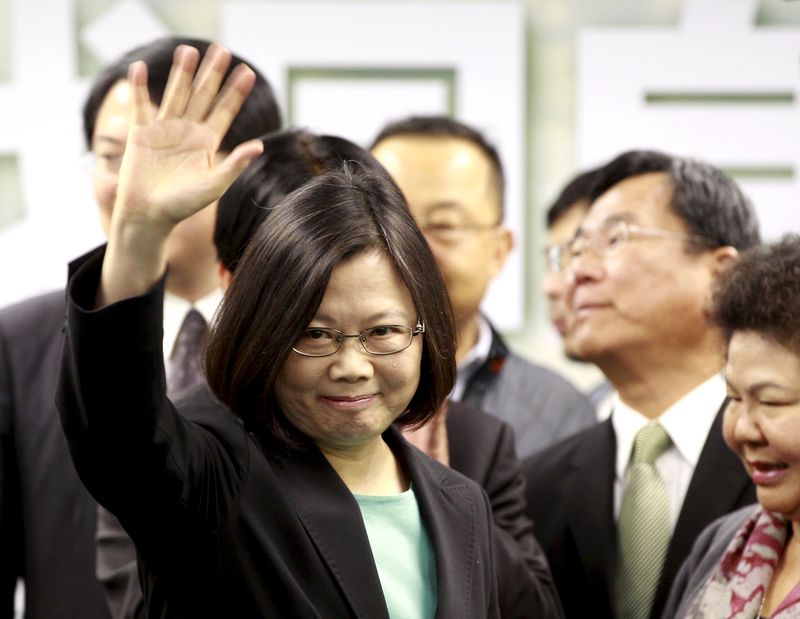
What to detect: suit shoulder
<box><xmin>499</xmin><ymin>353</ymin><xmax>594</xmax><ymax>407</ymax></box>
<box><xmin>0</xmin><ymin>290</ymin><xmax>65</xmax><ymax>334</ymax></box>
<box><xmin>523</xmin><ymin>421</ymin><xmax>610</xmax><ymax>479</ymax></box>
<box><xmin>446</xmin><ymin>400</ymin><xmax>507</xmax><ymax>438</ymax></box>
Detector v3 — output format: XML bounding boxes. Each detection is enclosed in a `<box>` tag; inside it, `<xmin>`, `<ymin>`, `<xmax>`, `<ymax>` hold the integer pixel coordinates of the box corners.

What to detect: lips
<box><xmin>747</xmin><ymin>460</ymin><xmax>789</xmax><ymax>485</ymax></box>
<box><xmin>320</xmin><ymin>394</ymin><xmax>376</xmax><ymax>410</ymax></box>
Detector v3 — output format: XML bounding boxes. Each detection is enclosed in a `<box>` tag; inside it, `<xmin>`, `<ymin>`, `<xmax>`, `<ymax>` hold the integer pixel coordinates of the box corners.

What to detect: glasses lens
<box><xmin>363</xmin><ymin>326</ymin><xmax>413</xmax><ymax>354</ymax></box>
<box><xmin>294</xmin><ymin>328</ymin><xmax>340</xmax><ymax>356</ymax></box>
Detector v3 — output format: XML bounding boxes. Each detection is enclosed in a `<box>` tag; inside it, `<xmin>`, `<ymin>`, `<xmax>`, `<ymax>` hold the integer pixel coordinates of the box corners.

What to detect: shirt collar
<box><xmin>612</xmin><ymin>373</ymin><xmax>726</xmax><ymax>480</ymax></box>
<box><xmin>451</xmin><ymin>314</ymin><xmax>493</xmax><ymax>401</ymax></box>
<box><xmin>162</xmin><ymin>287</ymin><xmax>224</xmax><ymax>359</ymax></box>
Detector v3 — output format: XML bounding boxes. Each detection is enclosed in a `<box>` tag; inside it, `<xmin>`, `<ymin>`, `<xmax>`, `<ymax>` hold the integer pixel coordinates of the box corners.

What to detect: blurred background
<box><xmin>0</xmin><ymin>0</ymin><xmax>798</xmax><ymax>391</ymax></box>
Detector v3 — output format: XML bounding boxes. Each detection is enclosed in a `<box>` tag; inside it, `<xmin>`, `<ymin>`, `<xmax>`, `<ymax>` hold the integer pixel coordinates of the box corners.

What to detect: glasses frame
<box><xmin>292</xmin><ymin>321</ymin><xmax>426</xmax><ymax>357</ymax></box>
<box><xmin>549</xmin><ymin>220</ymin><xmax>717</xmax><ymax>273</ymax></box>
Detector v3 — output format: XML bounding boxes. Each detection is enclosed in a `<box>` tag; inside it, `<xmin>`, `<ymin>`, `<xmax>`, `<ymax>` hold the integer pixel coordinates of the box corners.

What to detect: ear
<box><xmin>489</xmin><ymin>226</ymin><xmax>514</xmax><ymax>278</ymax></box>
<box><xmin>708</xmin><ymin>245</ymin><xmax>739</xmax><ymax>278</ymax></box>
<box><xmin>218</xmin><ymin>261</ymin><xmax>233</xmax><ymax>292</ymax></box>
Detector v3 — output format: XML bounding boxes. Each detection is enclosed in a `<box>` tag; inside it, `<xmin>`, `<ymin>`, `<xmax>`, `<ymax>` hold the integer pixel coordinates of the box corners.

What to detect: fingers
<box><xmin>205</xmin><ymin>64</ymin><xmax>258</xmax><ymax>149</ymax></box>
<box><xmin>157</xmin><ymin>45</ymin><xmax>200</xmax><ymax>119</ymax></box>
<box><xmin>128</xmin><ymin>61</ymin><xmax>154</xmax><ymax>125</ymax></box>
<box><xmin>184</xmin><ymin>44</ymin><xmax>232</xmax><ymax>122</ymax></box>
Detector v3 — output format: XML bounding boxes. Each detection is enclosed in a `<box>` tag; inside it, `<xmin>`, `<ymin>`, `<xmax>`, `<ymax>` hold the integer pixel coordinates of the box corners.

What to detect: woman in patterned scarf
<box><xmin>663</xmin><ymin>235</ymin><xmax>800</xmax><ymax>618</ymax></box>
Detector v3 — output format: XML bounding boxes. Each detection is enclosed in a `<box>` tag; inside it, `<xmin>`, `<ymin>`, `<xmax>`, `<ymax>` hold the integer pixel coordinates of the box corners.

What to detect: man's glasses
<box><xmin>545</xmin><ymin>220</ymin><xmax>717</xmax><ymax>273</ymax></box>
<box><xmin>292</xmin><ymin>321</ymin><xmax>426</xmax><ymax>357</ymax></box>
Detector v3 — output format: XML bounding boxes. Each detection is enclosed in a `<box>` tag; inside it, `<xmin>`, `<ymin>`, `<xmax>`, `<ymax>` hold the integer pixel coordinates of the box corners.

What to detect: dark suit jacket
<box><xmin>0</xmin><ymin>291</ymin><xmax>111</xmax><ymax>619</ymax></box>
<box><xmin>523</xmin><ymin>412</ymin><xmax>755</xmax><ymax>619</ymax></box>
<box><xmin>57</xmin><ymin>248</ymin><xmax>499</xmax><ymax>618</ymax></box>
<box><xmin>447</xmin><ymin>402</ymin><xmax>562</xmax><ymax>618</ymax></box>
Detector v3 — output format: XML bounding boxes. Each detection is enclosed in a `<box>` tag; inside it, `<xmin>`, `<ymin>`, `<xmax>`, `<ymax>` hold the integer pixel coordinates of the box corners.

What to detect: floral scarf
<box><xmin>687</xmin><ymin>508</ymin><xmax>800</xmax><ymax>618</ymax></box>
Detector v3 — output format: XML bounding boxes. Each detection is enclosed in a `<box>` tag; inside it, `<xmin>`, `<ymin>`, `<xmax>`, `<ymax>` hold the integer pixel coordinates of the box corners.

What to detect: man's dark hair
<box><xmin>371</xmin><ymin>115</ymin><xmax>505</xmax><ymax>217</ymax></box>
<box><xmin>82</xmin><ymin>36</ymin><xmax>281</xmax><ymax>152</ymax></box>
<box><xmin>589</xmin><ymin>149</ymin><xmax>761</xmax><ymax>251</ymax></box>
<box><xmin>546</xmin><ymin>167</ymin><xmax>603</xmax><ymax>228</ymax></box>
<box><xmin>206</xmin><ymin>164</ymin><xmax>456</xmax><ymax>448</ymax></box>
<box><xmin>215</xmin><ymin>129</ymin><xmax>388</xmax><ymax>273</ymax></box>
<box><xmin>713</xmin><ymin>235</ymin><xmax>800</xmax><ymax>354</ymax></box>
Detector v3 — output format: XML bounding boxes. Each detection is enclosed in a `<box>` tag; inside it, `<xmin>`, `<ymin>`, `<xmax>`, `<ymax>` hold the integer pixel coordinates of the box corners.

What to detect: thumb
<box><xmin>210</xmin><ymin>138</ymin><xmax>265</xmax><ymax>195</ymax></box>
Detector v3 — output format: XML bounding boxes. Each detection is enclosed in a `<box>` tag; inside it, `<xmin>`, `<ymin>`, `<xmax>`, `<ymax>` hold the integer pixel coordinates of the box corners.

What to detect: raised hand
<box><xmin>100</xmin><ymin>43</ymin><xmax>264</xmax><ymax>306</ymax></box>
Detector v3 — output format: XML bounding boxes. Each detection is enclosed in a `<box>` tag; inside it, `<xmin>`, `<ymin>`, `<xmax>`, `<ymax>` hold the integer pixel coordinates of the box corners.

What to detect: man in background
<box><xmin>543</xmin><ymin>167</ymin><xmax>613</xmax><ymax>417</ymax></box>
<box><xmin>524</xmin><ymin>150</ymin><xmax>758</xmax><ymax>619</ymax></box>
<box><xmin>371</xmin><ymin>116</ymin><xmax>595</xmax><ymax>459</ymax></box>
<box><xmin>0</xmin><ymin>37</ymin><xmax>280</xmax><ymax>619</ymax></box>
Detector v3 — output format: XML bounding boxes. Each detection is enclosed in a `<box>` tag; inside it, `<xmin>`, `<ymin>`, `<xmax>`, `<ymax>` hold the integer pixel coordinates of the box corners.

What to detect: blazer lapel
<box><xmin>563</xmin><ymin>419</ymin><xmax>617</xmax><ymax>613</ymax></box>
<box><xmin>385</xmin><ymin>429</ymin><xmax>484</xmax><ymax>619</ymax></box>
<box><xmin>269</xmin><ymin>441</ymin><xmax>390</xmax><ymax>619</ymax></box>
<box><xmin>653</xmin><ymin>400</ymin><xmax>754</xmax><ymax>616</ymax></box>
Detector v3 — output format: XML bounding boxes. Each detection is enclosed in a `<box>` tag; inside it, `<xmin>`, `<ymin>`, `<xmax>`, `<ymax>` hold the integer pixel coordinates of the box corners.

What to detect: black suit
<box><xmin>446</xmin><ymin>402</ymin><xmax>562</xmax><ymax>618</ymax></box>
<box><xmin>523</xmin><ymin>411</ymin><xmax>755</xmax><ymax>619</ymax></box>
<box><xmin>0</xmin><ymin>291</ymin><xmax>111</xmax><ymax>619</ymax></box>
<box><xmin>57</xmin><ymin>248</ymin><xmax>499</xmax><ymax>618</ymax></box>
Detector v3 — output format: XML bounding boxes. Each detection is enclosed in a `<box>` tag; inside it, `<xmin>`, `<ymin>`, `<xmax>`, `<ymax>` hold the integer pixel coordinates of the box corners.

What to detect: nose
<box><xmin>328</xmin><ymin>337</ymin><xmax>374</xmax><ymax>382</ymax></box>
<box><xmin>731</xmin><ymin>403</ymin><xmax>765</xmax><ymax>445</ymax></box>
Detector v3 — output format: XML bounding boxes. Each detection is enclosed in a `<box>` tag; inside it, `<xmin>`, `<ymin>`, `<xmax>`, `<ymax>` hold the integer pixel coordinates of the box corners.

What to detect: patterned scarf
<box><xmin>687</xmin><ymin>508</ymin><xmax>800</xmax><ymax>618</ymax></box>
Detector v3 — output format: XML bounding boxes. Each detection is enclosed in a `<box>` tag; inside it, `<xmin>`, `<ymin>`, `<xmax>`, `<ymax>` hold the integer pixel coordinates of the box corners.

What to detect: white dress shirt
<box><xmin>612</xmin><ymin>373</ymin><xmax>726</xmax><ymax>532</ymax></box>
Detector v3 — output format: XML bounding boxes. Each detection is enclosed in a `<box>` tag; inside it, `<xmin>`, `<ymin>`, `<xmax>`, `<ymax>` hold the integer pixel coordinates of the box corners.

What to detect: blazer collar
<box><xmin>563</xmin><ymin>419</ymin><xmax>617</xmax><ymax>610</ymax></box>
<box><xmin>268</xmin><ymin>436</ymin><xmax>390</xmax><ymax>619</ymax></box>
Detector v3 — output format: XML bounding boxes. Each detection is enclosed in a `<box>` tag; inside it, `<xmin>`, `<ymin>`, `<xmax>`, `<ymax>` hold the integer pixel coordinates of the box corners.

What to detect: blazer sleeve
<box><xmin>56</xmin><ymin>247</ymin><xmax>248</xmax><ymax>549</ymax></box>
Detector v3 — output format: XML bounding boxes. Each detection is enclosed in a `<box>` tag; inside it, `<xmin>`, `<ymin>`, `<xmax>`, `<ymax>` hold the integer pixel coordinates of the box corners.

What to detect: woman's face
<box><xmin>723</xmin><ymin>330</ymin><xmax>800</xmax><ymax>520</ymax></box>
<box><xmin>274</xmin><ymin>250</ymin><xmax>423</xmax><ymax>453</ymax></box>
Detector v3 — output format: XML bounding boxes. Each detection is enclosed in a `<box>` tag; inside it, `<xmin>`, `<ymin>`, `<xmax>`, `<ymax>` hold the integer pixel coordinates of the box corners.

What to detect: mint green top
<box><xmin>354</xmin><ymin>487</ymin><xmax>437</xmax><ymax>619</ymax></box>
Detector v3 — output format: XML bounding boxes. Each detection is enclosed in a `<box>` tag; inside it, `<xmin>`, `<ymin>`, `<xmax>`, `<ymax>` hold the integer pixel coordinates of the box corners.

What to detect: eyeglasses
<box><xmin>547</xmin><ymin>220</ymin><xmax>717</xmax><ymax>273</ymax></box>
<box><xmin>292</xmin><ymin>321</ymin><xmax>426</xmax><ymax>357</ymax></box>
<box><xmin>420</xmin><ymin>222</ymin><xmax>500</xmax><ymax>245</ymax></box>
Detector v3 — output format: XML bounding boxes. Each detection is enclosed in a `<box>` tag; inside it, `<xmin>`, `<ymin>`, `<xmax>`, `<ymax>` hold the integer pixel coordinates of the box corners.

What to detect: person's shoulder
<box><xmin>446</xmin><ymin>399</ymin><xmax>507</xmax><ymax>437</ymax></box>
<box><xmin>0</xmin><ymin>289</ymin><xmax>65</xmax><ymax>332</ymax></box>
<box><xmin>523</xmin><ymin>420</ymin><xmax>610</xmax><ymax>476</ymax></box>
<box><xmin>501</xmin><ymin>352</ymin><xmax>590</xmax><ymax>399</ymax></box>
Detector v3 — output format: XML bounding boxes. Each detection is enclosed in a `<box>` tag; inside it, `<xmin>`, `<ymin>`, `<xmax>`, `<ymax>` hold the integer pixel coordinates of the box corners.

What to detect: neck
<box><xmin>601</xmin><ymin>337</ymin><xmax>724</xmax><ymax>419</ymax></box>
<box><xmin>455</xmin><ymin>314</ymin><xmax>481</xmax><ymax>365</ymax></box>
<box><xmin>319</xmin><ymin>437</ymin><xmax>407</xmax><ymax>495</ymax></box>
<box><xmin>165</xmin><ymin>265</ymin><xmax>220</xmax><ymax>303</ymax></box>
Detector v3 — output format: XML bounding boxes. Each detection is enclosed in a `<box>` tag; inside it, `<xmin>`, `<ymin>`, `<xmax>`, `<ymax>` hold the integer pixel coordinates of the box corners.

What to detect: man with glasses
<box><xmin>371</xmin><ymin>116</ymin><xmax>595</xmax><ymax>460</ymax></box>
<box><xmin>0</xmin><ymin>38</ymin><xmax>280</xmax><ymax>619</ymax></box>
<box><xmin>524</xmin><ymin>149</ymin><xmax>759</xmax><ymax>619</ymax></box>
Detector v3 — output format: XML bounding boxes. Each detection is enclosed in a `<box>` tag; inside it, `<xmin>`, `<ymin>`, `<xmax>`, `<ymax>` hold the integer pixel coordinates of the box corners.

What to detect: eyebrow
<box><xmin>311</xmin><ymin>310</ymin><xmax>413</xmax><ymax>325</ymax></box>
<box><xmin>725</xmin><ymin>377</ymin><xmax>796</xmax><ymax>395</ymax></box>
<box><xmin>574</xmin><ymin>212</ymin><xmax>636</xmax><ymax>238</ymax></box>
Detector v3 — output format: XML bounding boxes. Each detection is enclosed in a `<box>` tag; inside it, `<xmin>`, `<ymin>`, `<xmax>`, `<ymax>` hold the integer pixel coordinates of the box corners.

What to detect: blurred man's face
<box><xmin>543</xmin><ymin>199</ymin><xmax>589</xmax><ymax>353</ymax></box>
<box><xmin>90</xmin><ymin>79</ymin><xmax>219</xmax><ymax>276</ymax></box>
<box><xmin>372</xmin><ymin>135</ymin><xmax>512</xmax><ymax>328</ymax></box>
<box><xmin>565</xmin><ymin>172</ymin><xmax>717</xmax><ymax>367</ymax></box>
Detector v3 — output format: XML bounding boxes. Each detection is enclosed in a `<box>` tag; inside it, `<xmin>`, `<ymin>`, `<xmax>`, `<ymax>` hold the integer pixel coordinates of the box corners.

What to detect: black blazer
<box><xmin>0</xmin><ymin>291</ymin><xmax>111</xmax><ymax>619</ymax></box>
<box><xmin>523</xmin><ymin>411</ymin><xmax>755</xmax><ymax>619</ymax></box>
<box><xmin>446</xmin><ymin>402</ymin><xmax>563</xmax><ymax>619</ymax></box>
<box><xmin>57</xmin><ymin>248</ymin><xmax>499</xmax><ymax>618</ymax></box>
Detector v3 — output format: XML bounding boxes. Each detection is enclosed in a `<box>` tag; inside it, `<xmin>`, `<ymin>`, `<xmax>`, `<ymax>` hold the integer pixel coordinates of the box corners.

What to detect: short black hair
<box><xmin>371</xmin><ymin>115</ymin><xmax>505</xmax><ymax>217</ymax></box>
<box><xmin>546</xmin><ymin>167</ymin><xmax>603</xmax><ymax>228</ymax></box>
<box><xmin>215</xmin><ymin>129</ymin><xmax>388</xmax><ymax>272</ymax></box>
<box><xmin>713</xmin><ymin>235</ymin><xmax>800</xmax><ymax>354</ymax></box>
<box><xmin>589</xmin><ymin>150</ymin><xmax>761</xmax><ymax>251</ymax></box>
<box><xmin>206</xmin><ymin>164</ymin><xmax>456</xmax><ymax>447</ymax></box>
<box><xmin>82</xmin><ymin>36</ymin><xmax>281</xmax><ymax>152</ymax></box>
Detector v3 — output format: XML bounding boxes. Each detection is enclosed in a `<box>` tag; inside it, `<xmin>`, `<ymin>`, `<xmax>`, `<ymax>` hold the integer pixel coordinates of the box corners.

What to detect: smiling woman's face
<box><xmin>723</xmin><ymin>330</ymin><xmax>800</xmax><ymax>521</ymax></box>
<box><xmin>274</xmin><ymin>249</ymin><xmax>423</xmax><ymax>453</ymax></box>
